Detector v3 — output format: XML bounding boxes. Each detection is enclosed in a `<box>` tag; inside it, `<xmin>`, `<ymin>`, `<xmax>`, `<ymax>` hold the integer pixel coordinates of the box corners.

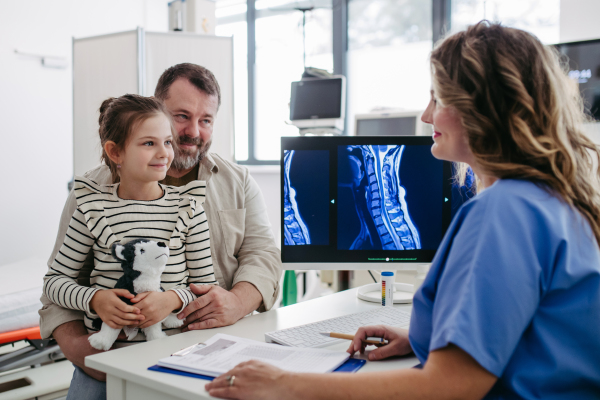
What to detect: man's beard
<box><xmin>171</xmin><ymin>135</ymin><xmax>212</xmax><ymax>171</ymax></box>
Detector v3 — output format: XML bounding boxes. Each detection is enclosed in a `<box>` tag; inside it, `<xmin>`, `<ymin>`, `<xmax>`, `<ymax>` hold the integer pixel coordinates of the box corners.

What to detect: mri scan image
<box><xmin>338</xmin><ymin>145</ymin><xmax>421</xmax><ymax>250</ymax></box>
<box><xmin>283</xmin><ymin>150</ymin><xmax>329</xmax><ymax>246</ymax></box>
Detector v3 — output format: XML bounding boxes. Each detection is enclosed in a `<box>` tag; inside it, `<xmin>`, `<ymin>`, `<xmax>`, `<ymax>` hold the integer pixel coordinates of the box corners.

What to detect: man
<box><xmin>39</xmin><ymin>63</ymin><xmax>282</xmax><ymax>395</ymax></box>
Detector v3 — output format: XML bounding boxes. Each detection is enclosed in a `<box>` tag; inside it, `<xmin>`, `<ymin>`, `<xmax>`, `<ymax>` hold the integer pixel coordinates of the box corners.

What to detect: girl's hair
<box><xmin>431</xmin><ymin>21</ymin><xmax>600</xmax><ymax>245</ymax></box>
<box><xmin>98</xmin><ymin>94</ymin><xmax>177</xmax><ymax>183</ymax></box>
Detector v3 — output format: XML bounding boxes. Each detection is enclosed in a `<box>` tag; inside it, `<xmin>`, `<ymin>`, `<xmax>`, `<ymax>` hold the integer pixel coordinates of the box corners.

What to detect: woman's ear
<box><xmin>104</xmin><ymin>141</ymin><xmax>122</xmax><ymax>165</ymax></box>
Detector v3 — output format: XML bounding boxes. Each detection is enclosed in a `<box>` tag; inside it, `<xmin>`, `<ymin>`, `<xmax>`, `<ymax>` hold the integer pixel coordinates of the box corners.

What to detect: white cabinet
<box><xmin>73</xmin><ymin>28</ymin><xmax>233</xmax><ymax>176</ymax></box>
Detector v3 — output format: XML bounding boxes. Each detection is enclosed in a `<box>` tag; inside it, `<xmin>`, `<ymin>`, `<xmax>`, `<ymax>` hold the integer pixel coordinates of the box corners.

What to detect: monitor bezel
<box><xmin>354</xmin><ymin>110</ymin><xmax>424</xmax><ymax>136</ymax></box>
<box><xmin>281</xmin><ymin>136</ymin><xmax>454</xmax><ymax>267</ymax></box>
<box><xmin>554</xmin><ymin>38</ymin><xmax>600</xmax><ymax>121</ymax></box>
<box><xmin>289</xmin><ymin>76</ymin><xmax>347</xmax><ymax>123</ymax></box>
<box><xmin>554</xmin><ymin>37</ymin><xmax>600</xmax><ymax>48</ymax></box>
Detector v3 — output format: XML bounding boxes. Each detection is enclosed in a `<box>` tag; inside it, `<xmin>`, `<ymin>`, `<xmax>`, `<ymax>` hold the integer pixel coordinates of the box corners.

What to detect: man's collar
<box><xmin>198</xmin><ymin>153</ymin><xmax>219</xmax><ymax>181</ymax></box>
<box><xmin>202</xmin><ymin>153</ymin><xmax>219</xmax><ymax>173</ymax></box>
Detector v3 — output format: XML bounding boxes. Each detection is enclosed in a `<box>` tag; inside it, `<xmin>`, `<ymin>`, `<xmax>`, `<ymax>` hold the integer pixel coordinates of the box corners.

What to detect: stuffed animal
<box><xmin>88</xmin><ymin>238</ymin><xmax>184</xmax><ymax>351</ymax></box>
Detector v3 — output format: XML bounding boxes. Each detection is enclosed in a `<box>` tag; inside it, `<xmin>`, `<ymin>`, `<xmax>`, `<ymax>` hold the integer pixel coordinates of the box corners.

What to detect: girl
<box><xmin>43</xmin><ymin>94</ymin><xmax>217</xmax><ymax>349</ymax></box>
<box><xmin>205</xmin><ymin>22</ymin><xmax>600</xmax><ymax>400</ymax></box>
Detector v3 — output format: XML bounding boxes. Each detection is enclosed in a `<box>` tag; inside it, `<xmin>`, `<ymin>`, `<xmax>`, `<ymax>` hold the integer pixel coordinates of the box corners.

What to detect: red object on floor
<box><xmin>0</xmin><ymin>326</ymin><xmax>42</xmax><ymax>345</ymax></box>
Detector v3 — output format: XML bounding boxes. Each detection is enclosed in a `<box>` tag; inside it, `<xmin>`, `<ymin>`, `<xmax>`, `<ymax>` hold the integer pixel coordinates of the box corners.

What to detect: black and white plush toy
<box><xmin>88</xmin><ymin>238</ymin><xmax>184</xmax><ymax>351</ymax></box>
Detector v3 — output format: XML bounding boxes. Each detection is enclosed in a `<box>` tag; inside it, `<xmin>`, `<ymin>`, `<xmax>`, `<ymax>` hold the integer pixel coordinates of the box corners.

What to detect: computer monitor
<box><xmin>290</xmin><ymin>76</ymin><xmax>346</xmax><ymax>131</ymax></box>
<box><xmin>281</xmin><ymin>136</ymin><xmax>463</xmax><ymax>271</ymax></box>
<box><xmin>555</xmin><ymin>39</ymin><xmax>600</xmax><ymax>120</ymax></box>
<box><xmin>355</xmin><ymin>110</ymin><xmax>427</xmax><ymax>136</ymax></box>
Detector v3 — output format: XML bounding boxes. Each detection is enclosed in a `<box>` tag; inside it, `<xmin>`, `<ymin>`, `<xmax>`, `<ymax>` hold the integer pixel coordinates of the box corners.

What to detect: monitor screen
<box><xmin>290</xmin><ymin>78</ymin><xmax>344</xmax><ymax>120</ymax></box>
<box><xmin>282</xmin><ymin>136</ymin><xmax>465</xmax><ymax>266</ymax></box>
<box><xmin>556</xmin><ymin>39</ymin><xmax>600</xmax><ymax>120</ymax></box>
<box><xmin>356</xmin><ymin>116</ymin><xmax>417</xmax><ymax>136</ymax></box>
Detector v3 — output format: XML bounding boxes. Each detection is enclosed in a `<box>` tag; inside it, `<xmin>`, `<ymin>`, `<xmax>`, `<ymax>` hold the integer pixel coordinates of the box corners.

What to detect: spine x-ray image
<box><xmin>283</xmin><ymin>150</ymin><xmax>311</xmax><ymax>245</ymax></box>
<box><xmin>282</xmin><ymin>150</ymin><xmax>330</xmax><ymax>246</ymax></box>
<box><xmin>339</xmin><ymin>145</ymin><xmax>421</xmax><ymax>250</ymax></box>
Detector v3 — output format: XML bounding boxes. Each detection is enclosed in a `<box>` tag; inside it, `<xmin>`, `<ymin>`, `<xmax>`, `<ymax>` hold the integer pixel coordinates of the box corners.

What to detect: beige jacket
<box><xmin>39</xmin><ymin>153</ymin><xmax>282</xmax><ymax>339</ymax></box>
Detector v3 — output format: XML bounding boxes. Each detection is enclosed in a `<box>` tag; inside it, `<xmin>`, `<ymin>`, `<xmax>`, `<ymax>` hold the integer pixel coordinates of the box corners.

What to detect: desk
<box><xmin>86</xmin><ymin>288</ymin><xmax>419</xmax><ymax>400</ymax></box>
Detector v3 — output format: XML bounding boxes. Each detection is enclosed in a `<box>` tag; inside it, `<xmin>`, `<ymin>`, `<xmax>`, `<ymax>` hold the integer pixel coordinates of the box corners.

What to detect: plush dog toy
<box><xmin>88</xmin><ymin>238</ymin><xmax>184</xmax><ymax>351</ymax></box>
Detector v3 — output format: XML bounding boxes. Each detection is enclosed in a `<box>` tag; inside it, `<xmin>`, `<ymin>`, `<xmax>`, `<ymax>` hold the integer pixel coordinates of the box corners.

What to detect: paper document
<box><xmin>158</xmin><ymin>333</ymin><xmax>350</xmax><ymax>377</ymax></box>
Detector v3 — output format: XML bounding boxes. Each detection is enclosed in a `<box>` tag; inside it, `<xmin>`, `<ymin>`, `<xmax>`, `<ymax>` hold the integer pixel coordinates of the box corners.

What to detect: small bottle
<box><xmin>381</xmin><ymin>271</ymin><xmax>394</xmax><ymax>307</ymax></box>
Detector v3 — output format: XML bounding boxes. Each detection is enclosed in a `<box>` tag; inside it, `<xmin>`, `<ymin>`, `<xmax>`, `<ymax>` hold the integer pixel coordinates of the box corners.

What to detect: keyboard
<box><xmin>264</xmin><ymin>307</ymin><xmax>411</xmax><ymax>348</ymax></box>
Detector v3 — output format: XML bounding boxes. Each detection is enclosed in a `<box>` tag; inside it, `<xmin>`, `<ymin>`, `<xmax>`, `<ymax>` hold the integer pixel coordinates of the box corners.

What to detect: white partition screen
<box><xmin>73</xmin><ymin>30</ymin><xmax>139</xmax><ymax>176</ymax></box>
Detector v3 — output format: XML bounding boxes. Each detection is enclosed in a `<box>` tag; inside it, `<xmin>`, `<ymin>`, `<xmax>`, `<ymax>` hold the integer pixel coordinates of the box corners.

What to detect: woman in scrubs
<box><xmin>205</xmin><ymin>22</ymin><xmax>600</xmax><ymax>400</ymax></box>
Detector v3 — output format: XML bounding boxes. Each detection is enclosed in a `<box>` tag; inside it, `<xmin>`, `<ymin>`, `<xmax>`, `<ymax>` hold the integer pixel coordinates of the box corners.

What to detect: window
<box><xmin>347</xmin><ymin>0</ymin><xmax>433</xmax><ymax>135</ymax></box>
<box><xmin>216</xmin><ymin>1</ymin><xmax>249</xmax><ymax>160</ymax></box>
<box><xmin>217</xmin><ymin>0</ymin><xmax>333</xmax><ymax>163</ymax></box>
<box><xmin>217</xmin><ymin>1</ymin><xmax>455</xmax><ymax>163</ymax></box>
<box><xmin>217</xmin><ymin>0</ymin><xmax>562</xmax><ymax>164</ymax></box>
<box><xmin>255</xmin><ymin>2</ymin><xmax>333</xmax><ymax>160</ymax></box>
<box><xmin>451</xmin><ymin>0</ymin><xmax>560</xmax><ymax>44</ymax></box>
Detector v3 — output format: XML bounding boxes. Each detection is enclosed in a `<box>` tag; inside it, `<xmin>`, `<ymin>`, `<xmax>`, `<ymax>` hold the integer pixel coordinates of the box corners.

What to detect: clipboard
<box><xmin>148</xmin><ymin>358</ymin><xmax>366</xmax><ymax>381</ymax></box>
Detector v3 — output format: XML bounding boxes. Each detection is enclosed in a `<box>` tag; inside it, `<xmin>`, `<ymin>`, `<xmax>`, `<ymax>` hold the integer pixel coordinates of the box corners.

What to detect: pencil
<box><xmin>319</xmin><ymin>332</ymin><xmax>388</xmax><ymax>345</ymax></box>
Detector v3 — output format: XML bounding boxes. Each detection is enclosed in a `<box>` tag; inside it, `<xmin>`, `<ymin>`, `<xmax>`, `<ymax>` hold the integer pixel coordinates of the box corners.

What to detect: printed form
<box><xmin>158</xmin><ymin>333</ymin><xmax>350</xmax><ymax>377</ymax></box>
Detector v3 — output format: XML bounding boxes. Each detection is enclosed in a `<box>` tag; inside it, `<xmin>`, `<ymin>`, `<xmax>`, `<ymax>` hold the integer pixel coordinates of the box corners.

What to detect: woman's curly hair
<box><xmin>431</xmin><ymin>21</ymin><xmax>600</xmax><ymax>245</ymax></box>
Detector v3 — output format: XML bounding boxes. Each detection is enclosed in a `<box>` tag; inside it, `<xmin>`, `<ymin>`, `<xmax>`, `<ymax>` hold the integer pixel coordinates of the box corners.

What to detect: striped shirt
<box><xmin>43</xmin><ymin>177</ymin><xmax>217</xmax><ymax>338</ymax></box>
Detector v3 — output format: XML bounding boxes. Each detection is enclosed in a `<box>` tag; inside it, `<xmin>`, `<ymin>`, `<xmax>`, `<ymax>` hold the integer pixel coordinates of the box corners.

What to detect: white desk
<box><xmin>86</xmin><ymin>288</ymin><xmax>419</xmax><ymax>400</ymax></box>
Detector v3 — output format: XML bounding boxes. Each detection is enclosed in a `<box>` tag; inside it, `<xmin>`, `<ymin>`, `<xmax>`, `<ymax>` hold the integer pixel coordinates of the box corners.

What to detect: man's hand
<box><xmin>89</xmin><ymin>289</ymin><xmax>144</xmax><ymax>329</ymax></box>
<box><xmin>177</xmin><ymin>283</ymin><xmax>260</xmax><ymax>331</ymax></box>
<box><xmin>130</xmin><ymin>291</ymin><xmax>183</xmax><ymax>329</ymax></box>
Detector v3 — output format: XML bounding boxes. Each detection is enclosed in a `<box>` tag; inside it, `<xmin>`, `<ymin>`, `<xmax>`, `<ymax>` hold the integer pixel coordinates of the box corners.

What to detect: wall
<box><xmin>0</xmin><ymin>0</ymin><xmax>169</xmax><ymax>267</ymax></box>
<box><xmin>560</xmin><ymin>0</ymin><xmax>600</xmax><ymax>42</ymax></box>
<box><xmin>247</xmin><ymin>166</ymin><xmax>281</xmax><ymax>248</ymax></box>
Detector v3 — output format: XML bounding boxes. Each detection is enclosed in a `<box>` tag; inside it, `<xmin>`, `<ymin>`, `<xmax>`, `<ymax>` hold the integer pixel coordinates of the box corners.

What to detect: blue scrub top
<box><xmin>410</xmin><ymin>179</ymin><xmax>600</xmax><ymax>399</ymax></box>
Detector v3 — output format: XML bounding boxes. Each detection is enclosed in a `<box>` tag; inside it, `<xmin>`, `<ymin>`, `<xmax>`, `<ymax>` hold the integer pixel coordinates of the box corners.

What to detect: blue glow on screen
<box><xmin>283</xmin><ymin>150</ymin><xmax>329</xmax><ymax>245</ymax></box>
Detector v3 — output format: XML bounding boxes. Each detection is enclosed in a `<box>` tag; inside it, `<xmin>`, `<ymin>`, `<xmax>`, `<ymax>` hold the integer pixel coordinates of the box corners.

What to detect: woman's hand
<box><xmin>347</xmin><ymin>325</ymin><xmax>412</xmax><ymax>361</ymax></box>
<box><xmin>89</xmin><ymin>289</ymin><xmax>143</xmax><ymax>329</ymax></box>
<box><xmin>205</xmin><ymin>360</ymin><xmax>294</xmax><ymax>400</ymax></box>
<box><xmin>130</xmin><ymin>291</ymin><xmax>183</xmax><ymax>329</ymax></box>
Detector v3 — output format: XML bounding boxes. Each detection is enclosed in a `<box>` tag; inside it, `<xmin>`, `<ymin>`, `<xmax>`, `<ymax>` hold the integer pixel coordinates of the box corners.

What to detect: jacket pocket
<box><xmin>218</xmin><ymin>209</ymin><xmax>246</xmax><ymax>257</ymax></box>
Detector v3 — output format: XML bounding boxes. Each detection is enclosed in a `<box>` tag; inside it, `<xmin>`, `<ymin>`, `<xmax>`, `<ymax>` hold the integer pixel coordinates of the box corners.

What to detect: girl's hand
<box><xmin>89</xmin><ymin>289</ymin><xmax>143</xmax><ymax>329</ymax></box>
<box><xmin>206</xmin><ymin>360</ymin><xmax>292</xmax><ymax>400</ymax></box>
<box><xmin>347</xmin><ymin>325</ymin><xmax>413</xmax><ymax>361</ymax></box>
<box><xmin>130</xmin><ymin>291</ymin><xmax>183</xmax><ymax>329</ymax></box>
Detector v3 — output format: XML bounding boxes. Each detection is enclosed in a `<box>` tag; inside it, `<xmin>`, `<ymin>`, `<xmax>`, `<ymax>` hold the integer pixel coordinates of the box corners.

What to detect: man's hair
<box><xmin>154</xmin><ymin>63</ymin><xmax>221</xmax><ymax>108</ymax></box>
<box><xmin>431</xmin><ymin>21</ymin><xmax>600</xmax><ymax>245</ymax></box>
<box><xmin>98</xmin><ymin>94</ymin><xmax>177</xmax><ymax>183</ymax></box>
